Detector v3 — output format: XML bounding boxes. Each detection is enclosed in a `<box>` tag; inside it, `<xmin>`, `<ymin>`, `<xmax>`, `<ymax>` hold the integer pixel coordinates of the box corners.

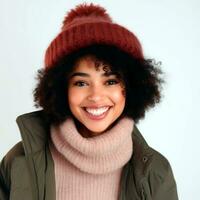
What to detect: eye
<box><xmin>106</xmin><ymin>79</ymin><xmax>119</xmax><ymax>85</ymax></box>
<box><xmin>73</xmin><ymin>81</ymin><xmax>88</xmax><ymax>87</ymax></box>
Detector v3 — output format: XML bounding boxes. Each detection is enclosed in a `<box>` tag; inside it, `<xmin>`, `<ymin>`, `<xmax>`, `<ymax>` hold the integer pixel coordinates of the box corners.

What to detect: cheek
<box><xmin>68</xmin><ymin>88</ymin><xmax>83</xmax><ymax>107</ymax></box>
<box><xmin>111</xmin><ymin>89</ymin><xmax>126</xmax><ymax>104</ymax></box>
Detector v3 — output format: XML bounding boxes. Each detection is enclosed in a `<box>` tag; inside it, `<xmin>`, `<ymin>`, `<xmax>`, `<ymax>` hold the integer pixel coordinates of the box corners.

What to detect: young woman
<box><xmin>0</xmin><ymin>3</ymin><xmax>178</xmax><ymax>200</ymax></box>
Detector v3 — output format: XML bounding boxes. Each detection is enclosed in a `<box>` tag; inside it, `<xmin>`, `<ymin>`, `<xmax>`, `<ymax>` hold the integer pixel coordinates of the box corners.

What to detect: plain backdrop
<box><xmin>0</xmin><ymin>0</ymin><xmax>200</xmax><ymax>199</ymax></box>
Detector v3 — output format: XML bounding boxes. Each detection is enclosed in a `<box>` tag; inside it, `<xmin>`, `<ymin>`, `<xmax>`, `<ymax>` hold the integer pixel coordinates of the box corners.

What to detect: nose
<box><xmin>87</xmin><ymin>85</ymin><xmax>105</xmax><ymax>102</ymax></box>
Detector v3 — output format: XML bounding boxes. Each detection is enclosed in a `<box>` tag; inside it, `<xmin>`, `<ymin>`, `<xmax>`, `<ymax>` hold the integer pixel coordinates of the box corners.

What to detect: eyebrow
<box><xmin>69</xmin><ymin>71</ymin><xmax>118</xmax><ymax>79</ymax></box>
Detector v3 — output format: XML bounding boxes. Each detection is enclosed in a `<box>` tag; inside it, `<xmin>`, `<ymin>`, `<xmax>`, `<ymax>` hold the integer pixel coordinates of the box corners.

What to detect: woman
<box><xmin>0</xmin><ymin>3</ymin><xmax>178</xmax><ymax>200</ymax></box>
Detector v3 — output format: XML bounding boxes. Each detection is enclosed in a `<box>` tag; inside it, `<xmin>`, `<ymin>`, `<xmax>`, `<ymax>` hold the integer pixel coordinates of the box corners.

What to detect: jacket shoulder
<box><xmin>3</xmin><ymin>142</ymin><xmax>24</xmax><ymax>163</ymax></box>
<box><xmin>144</xmin><ymin>147</ymin><xmax>179</xmax><ymax>199</ymax></box>
<box><xmin>149</xmin><ymin>147</ymin><xmax>173</xmax><ymax>177</ymax></box>
<box><xmin>0</xmin><ymin>142</ymin><xmax>25</xmax><ymax>193</ymax></box>
<box><xmin>1</xmin><ymin>142</ymin><xmax>25</xmax><ymax>171</ymax></box>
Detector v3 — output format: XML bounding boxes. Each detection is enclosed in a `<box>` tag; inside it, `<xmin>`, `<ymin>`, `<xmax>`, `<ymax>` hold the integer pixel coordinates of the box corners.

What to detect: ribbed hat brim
<box><xmin>45</xmin><ymin>22</ymin><xmax>143</xmax><ymax>68</ymax></box>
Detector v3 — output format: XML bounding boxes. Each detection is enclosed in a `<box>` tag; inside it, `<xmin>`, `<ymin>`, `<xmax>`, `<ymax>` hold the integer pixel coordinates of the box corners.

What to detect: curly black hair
<box><xmin>33</xmin><ymin>44</ymin><xmax>164</xmax><ymax>126</ymax></box>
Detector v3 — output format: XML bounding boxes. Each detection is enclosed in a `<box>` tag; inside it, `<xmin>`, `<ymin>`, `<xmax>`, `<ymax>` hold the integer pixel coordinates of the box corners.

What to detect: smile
<box><xmin>83</xmin><ymin>106</ymin><xmax>111</xmax><ymax>120</ymax></box>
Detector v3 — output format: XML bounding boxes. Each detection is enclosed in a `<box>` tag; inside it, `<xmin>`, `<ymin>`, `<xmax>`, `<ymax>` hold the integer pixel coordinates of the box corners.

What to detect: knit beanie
<box><xmin>44</xmin><ymin>3</ymin><xmax>144</xmax><ymax>69</ymax></box>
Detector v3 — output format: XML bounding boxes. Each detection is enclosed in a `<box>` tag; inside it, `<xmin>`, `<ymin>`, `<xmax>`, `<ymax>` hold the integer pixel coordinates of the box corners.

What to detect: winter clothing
<box><xmin>44</xmin><ymin>3</ymin><xmax>143</xmax><ymax>69</ymax></box>
<box><xmin>0</xmin><ymin>3</ymin><xmax>179</xmax><ymax>200</ymax></box>
<box><xmin>0</xmin><ymin>110</ymin><xmax>179</xmax><ymax>200</ymax></box>
<box><xmin>50</xmin><ymin>117</ymin><xmax>133</xmax><ymax>199</ymax></box>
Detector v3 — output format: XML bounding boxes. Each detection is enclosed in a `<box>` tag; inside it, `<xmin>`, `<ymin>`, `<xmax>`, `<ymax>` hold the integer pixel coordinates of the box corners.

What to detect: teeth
<box><xmin>85</xmin><ymin>107</ymin><xmax>109</xmax><ymax>116</ymax></box>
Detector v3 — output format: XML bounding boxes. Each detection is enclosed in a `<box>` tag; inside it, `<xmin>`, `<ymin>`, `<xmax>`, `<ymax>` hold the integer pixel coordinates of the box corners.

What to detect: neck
<box><xmin>73</xmin><ymin>116</ymin><xmax>123</xmax><ymax>138</ymax></box>
<box><xmin>74</xmin><ymin>119</ymin><xmax>94</xmax><ymax>138</ymax></box>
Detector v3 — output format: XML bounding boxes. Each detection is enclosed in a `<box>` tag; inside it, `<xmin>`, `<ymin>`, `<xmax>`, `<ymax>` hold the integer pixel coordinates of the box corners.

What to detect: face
<box><xmin>67</xmin><ymin>56</ymin><xmax>126</xmax><ymax>137</ymax></box>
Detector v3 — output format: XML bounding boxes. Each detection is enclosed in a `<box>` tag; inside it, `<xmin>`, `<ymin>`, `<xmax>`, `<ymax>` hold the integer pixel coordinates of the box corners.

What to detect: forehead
<box><xmin>72</xmin><ymin>55</ymin><xmax>112</xmax><ymax>73</ymax></box>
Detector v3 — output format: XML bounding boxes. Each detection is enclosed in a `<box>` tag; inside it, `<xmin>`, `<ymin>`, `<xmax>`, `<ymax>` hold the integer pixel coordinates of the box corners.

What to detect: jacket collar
<box><xmin>16</xmin><ymin>110</ymin><xmax>49</xmax><ymax>155</ymax></box>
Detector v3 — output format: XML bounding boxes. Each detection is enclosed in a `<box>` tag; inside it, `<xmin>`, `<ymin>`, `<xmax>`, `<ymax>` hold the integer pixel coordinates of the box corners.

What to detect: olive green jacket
<box><xmin>0</xmin><ymin>110</ymin><xmax>179</xmax><ymax>200</ymax></box>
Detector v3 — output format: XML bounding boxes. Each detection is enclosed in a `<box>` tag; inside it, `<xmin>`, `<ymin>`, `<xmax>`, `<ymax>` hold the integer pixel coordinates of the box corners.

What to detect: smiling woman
<box><xmin>67</xmin><ymin>55</ymin><xmax>126</xmax><ymax>137</ymax></box>
<box><xmin>0</xmin><ymin>3</ymin><xmax>178</xmax><ymax>200</ymax></box>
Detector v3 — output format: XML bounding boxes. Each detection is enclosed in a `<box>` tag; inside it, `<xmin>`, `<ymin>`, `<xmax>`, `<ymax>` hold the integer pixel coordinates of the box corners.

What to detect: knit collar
<box><xmin>50</xmin><ymin>117</ymin><xmax>134</xmax><ymax>175</ymax></box>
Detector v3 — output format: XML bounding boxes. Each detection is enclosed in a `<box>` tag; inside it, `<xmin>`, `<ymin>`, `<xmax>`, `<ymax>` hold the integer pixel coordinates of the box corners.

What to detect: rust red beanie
<box><xmin>44</xmin><ymin>3</ymin><xmax>144</xmax><ymax>69</ymax></box>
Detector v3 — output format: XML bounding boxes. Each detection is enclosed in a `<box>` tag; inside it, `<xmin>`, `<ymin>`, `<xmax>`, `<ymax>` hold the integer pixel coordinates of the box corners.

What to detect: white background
<box><xmin>0</xmin><ymin>0</ymin><xmax>200</xmax><ymax>199</ymax></box>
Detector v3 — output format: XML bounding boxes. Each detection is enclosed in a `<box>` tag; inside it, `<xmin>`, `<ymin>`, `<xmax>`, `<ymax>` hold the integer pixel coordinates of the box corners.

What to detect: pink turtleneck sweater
<box><xmin>50</xmin><ymin>117</ymin><xmax>134</xmax><ymax>200</ymax></box>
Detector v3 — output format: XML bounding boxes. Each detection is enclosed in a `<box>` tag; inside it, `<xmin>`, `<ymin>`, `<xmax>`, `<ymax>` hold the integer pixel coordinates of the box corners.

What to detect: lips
<box><xmin>83</xmin><ymin>106</ymin><xmax>111</xmax><ymax>120</ymax></box>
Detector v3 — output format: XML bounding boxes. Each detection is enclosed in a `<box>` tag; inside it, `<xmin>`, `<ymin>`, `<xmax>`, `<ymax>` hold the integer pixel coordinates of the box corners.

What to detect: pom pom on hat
<box><xmin>61</xmin><ymin>3</ymin><xmax>112</xmax><ymax>31</ymax></box>
<box><xmin>45</xmin><ymin>3</ymin><xmax>144</xmax><ymax>69</ymax></box>
<box><xmin>62</xmin><ymin>3</ymin><xmax>112</xmax><ymax>26</ymax></box>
